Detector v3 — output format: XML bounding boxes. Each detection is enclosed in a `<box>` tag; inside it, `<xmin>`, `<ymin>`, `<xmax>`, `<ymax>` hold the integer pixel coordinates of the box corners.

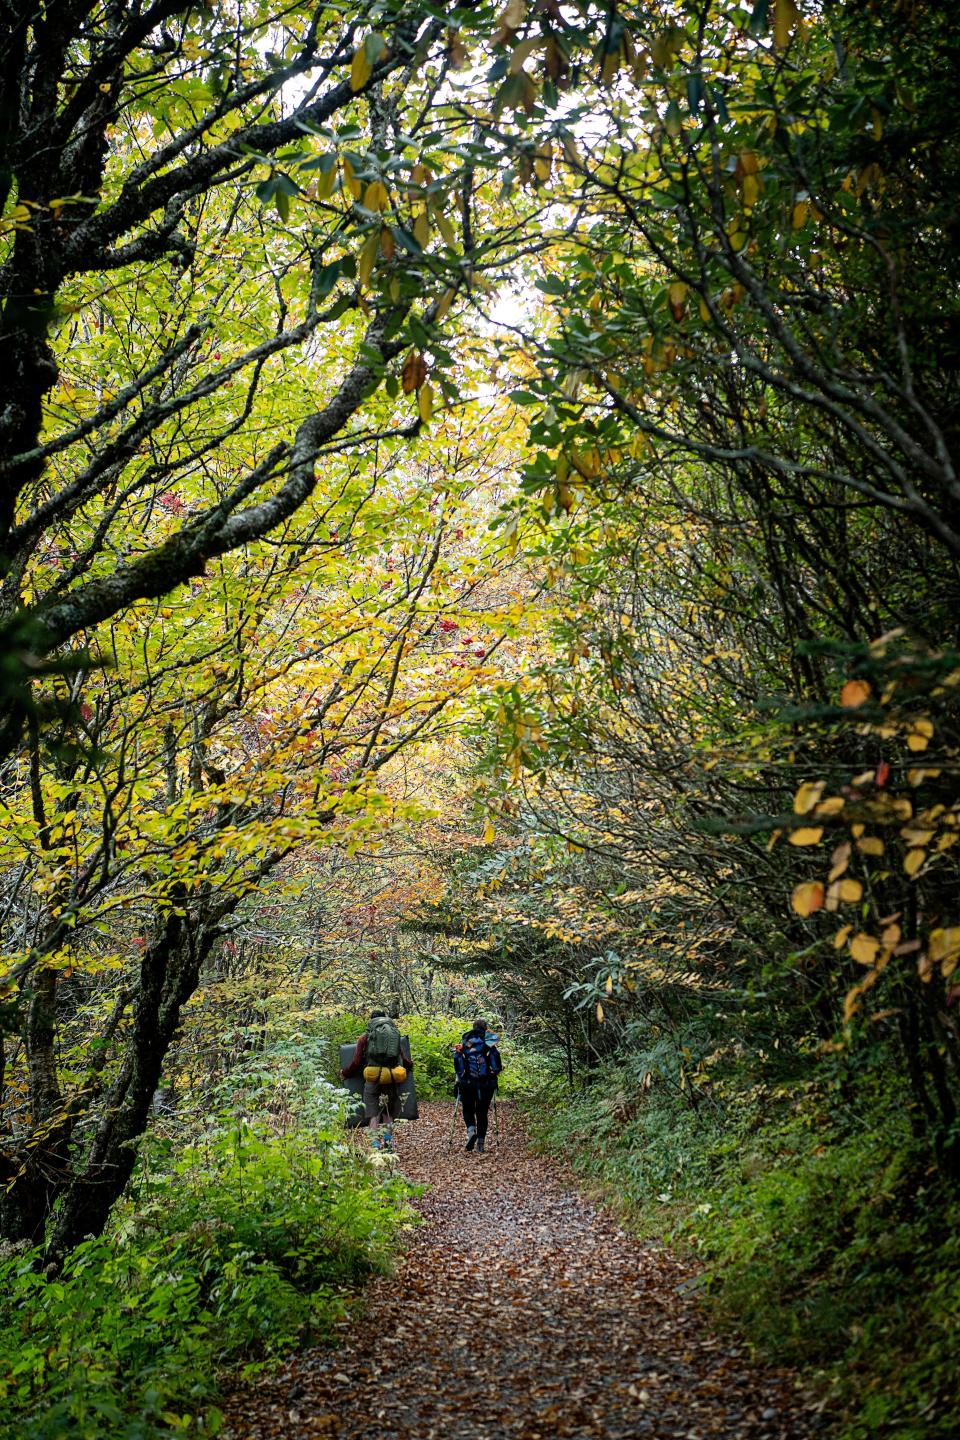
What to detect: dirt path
<box><xmin>225</xmin><ymin>1103</ymin><xmax>822</xmax><ymax>1440</ymax></box>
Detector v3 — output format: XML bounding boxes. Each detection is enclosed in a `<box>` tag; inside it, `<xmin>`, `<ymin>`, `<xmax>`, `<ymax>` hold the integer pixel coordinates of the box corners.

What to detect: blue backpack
<box><xmin>457</xmin><ymin>1032</ymin><xmax>502</xmax><ymax>1083</ymax></box>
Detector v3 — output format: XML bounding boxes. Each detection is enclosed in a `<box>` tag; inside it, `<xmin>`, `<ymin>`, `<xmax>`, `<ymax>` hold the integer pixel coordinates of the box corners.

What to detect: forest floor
<box><xmin>223</xmin><ymin>1102</ymin><xmax>825</xmax><ymax>1440</ymax></box>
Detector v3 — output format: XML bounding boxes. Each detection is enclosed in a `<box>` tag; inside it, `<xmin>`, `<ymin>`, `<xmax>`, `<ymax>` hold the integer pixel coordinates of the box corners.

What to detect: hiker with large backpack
<box><xmin>453</xmin><ymin>1019</ymin><xmax>502</xmax><ymax>1154</ymax></box>
<box><xmin>341</xmin><ymin>1011</ymin><xmax>413</xmax><ymax>1152</ymax></box>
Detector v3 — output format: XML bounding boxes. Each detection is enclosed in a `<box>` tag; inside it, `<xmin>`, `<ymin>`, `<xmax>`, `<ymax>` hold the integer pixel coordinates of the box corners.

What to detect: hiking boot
<box><xmin>464</xmin><ymin>1126</ymin><xmax>477</xmax><ymax>1152</ymax></box>
<box><xmin>476</xmin><ymin>1138</ymin><xmax>485</xmax><ymax>1154</ymax></box>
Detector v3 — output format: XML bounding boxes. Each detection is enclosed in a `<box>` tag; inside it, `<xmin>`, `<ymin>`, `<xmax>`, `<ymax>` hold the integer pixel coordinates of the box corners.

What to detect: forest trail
<box><xmin>224</xmin><ymin>1103</ymin><xmax>821</xmax><ymax>1440</ymax></box>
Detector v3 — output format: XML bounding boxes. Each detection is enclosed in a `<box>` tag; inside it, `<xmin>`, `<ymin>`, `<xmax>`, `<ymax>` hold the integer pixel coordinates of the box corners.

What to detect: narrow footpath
<box><xmin>225</xmin><ymin>1103</ymin><xmax>822</xmax><ymax>1440</ymax></box>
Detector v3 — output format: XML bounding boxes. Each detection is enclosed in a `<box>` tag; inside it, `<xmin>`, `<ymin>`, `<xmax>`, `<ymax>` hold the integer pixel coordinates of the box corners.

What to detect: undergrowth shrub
<box><xmin>0</xmin><ymin>1043</ymin><xmax>413</xmax><ymax>1440</ymax></box>
<box><xmin>532</xmin><ymin>1066</ymin><xmax>960</xmax><ymax>1440</ymax></box>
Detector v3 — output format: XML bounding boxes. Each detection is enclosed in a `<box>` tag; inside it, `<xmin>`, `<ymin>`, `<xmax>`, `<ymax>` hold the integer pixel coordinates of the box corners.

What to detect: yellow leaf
<box><xmin>833</xmin><ymin>924</ymin><xmax>853</xmax><ymax>950</ymax></box>
<box><xmin>828</xmin><ymin>842</ymin><xmax>851</xmax><ymax>881</ymax></box>
<box><xmin>788</xmin><ymin>826</ymin><xmax>823</xmax><ymax>846</ymax></box>
<box><xmin>413</xmin><ymin>209</ymin><xmax>431</xmax><ymax>247</ymax></box>
<box><xmin>668</xmin><ymin>280</ymin><xmax>688</xmax><ymax>311</ymax></box>
<box><xmin>595</xmin><ymin>1002</ymin><xmax>605</xmax><ymax>1023</ymax></box>
<box><xmin>791</xmin><ymin>881</ymin><xmax>825</xmax><ymax>917</ymax></box>
<box><xmin>435</xmin><ymin>287</ymin><xmax>455</xmax><ymax>322</ymax></box>
<box><xmin>837</xmin><ymin>878</ymin><xmax>863</xmax><ymax>903</ymax></box>
<box><xmin>815</xmin><ymin>796</ymin><xmax>845</xmax><ymax>818</ymax></box>
<box><xmin>930</xmin><ymin>927</ymin><xmax>960</xmax><ymax>965</ymax></box>
<box><xmin>850</xmin><ymin>932</ymin><xmax>880</xmax><ymax>966</ymax></box>
<box><xmin>358</xmin><ymin>228</ymin><xmax>379</xmax><ymax>288</ymax></box>
<box><xmin>792</xmin><ymin>199</ymin><xmax>810</xmax><ymax>228</ymax></box>
<box><xmin>317</xmin><ymin>163</ymin><xmax>338</xmax><ymax>200</ymax></box>
<box><xmin>433</xmin><ymin>205</ymin><xmax>457</xmax><ymax>245</ymax></box>
<box><xmin>793</xmin><ymin>780</ymin><xmax>825</xmax><ymax>815</ymax></box>
<box><xmin>342</xmin><ymin>157</ymin><xmax>361</xmax><ymax>200</ymax></box>
<box><xmin>857</xmin><ymin>836</ymin><xmax>884</xmax><ymax>857</ymax></box>
<box><xmin>774</xmin><ymin>0</ymin><xmax>801</xmax><ymax>48</ymax></box>
<box><xmin>906</xmin><ymin>717</ymin><xmax>934</xmax><ymax>752</ymax></box>
<box><xmin>351</xmin><ymin>44</ymin><xmax>372</xmax><ymax>91</ymax></box>
<box><xmin>363</xmin><ymin>180</ymin><xmax>389</xmax><ymax>212</ymax></box>
<box><xmin>418</xmin><ymin>382</ymin><xmax>434</xmax><ymax>423</ymax></box>
<box><xmin>509</xmin><ymin>36</ymin><xmax>540</xmax><ymax>74</ymax></box>
<box><xmin>482</xmin><ymin>819</ymin><xmax>495</xmax><ymax>844</ymax></box>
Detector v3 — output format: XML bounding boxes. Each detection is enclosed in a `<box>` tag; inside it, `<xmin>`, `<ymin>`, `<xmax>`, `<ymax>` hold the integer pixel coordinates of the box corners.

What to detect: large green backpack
<box><xmin>366</xmin><ymin>1016</ymin><xmax>402</xmax><ymax>1066</ymax></box>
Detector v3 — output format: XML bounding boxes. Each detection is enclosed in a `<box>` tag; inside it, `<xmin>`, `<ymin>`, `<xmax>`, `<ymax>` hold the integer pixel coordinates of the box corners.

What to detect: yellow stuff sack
<box><xmin>379</xmin><ymin>1066</ymin><xmax>394</xmax><ymax>1084</ymax></box>
<box><xmin>391</xmin><ymin>1066</ymin><xmax>407</xmax><ymax>1084</ymax></box>
<box><xmin>363</xmin><ymin>1064</ymin><xmax>381</xmax><ymax>1082</ymax></box>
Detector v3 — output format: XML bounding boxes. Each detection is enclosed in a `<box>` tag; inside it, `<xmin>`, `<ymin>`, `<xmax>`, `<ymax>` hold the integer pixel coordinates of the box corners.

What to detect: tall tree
<box><xmin>479</xmin><ymin>0</ymin><xmax>960</xmax><ymax>1171</ymax></box>
<box><xmin>0</xmin><ymin>0</ymin><xmax>520</xmax><ymax>753</ymax></box>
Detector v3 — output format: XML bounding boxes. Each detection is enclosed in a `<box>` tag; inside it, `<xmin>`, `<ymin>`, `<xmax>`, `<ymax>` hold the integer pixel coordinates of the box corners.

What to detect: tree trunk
<box><xmin>46</xmin><ymin>906</ymin><xmax>219</xmax><ymax>1257</ymax></box>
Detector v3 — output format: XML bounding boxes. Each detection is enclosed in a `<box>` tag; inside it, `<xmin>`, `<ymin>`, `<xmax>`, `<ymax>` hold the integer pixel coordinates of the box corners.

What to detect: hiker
<box><xmin>341</xmin><ymin>1011</ymin><xmax>413</xmax><ymax>1152</ymax></box>
<box><xmin>454</xmin><ymin>1019</ymin><xmax>502</xmax><ymax>1154</ymax></box>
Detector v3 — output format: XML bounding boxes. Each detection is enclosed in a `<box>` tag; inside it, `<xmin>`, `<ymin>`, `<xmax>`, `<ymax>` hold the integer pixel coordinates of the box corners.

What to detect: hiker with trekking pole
<box><xmin>452</xmin><ymin>1019</ymin><xmax>502</xmax><ymax>1154</ymax></box>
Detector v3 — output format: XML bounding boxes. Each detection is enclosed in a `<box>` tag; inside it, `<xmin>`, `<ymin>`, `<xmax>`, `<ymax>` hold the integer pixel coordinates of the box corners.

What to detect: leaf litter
<box><xmin>223</xmin><ymin>1103</ymin><xmax>824</xmax><ymax>1440</ymax></box>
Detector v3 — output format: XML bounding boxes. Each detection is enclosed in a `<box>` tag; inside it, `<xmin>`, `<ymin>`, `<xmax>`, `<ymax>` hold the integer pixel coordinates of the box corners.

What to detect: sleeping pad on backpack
<box><xmin>340</xmin><ymin>1039</ymin><xmax>419</xmax><ymax>1128</ymax></box>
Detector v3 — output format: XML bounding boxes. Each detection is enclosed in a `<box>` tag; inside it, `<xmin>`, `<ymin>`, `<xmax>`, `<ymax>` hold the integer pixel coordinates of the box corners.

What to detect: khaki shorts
<box><xmin>363</xmin><ymin>1080</ymin><xmax>401</xmax><ymax>1121</ymax></box>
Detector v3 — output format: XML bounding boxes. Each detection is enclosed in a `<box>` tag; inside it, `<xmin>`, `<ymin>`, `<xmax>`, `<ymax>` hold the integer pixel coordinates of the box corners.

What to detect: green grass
<box><xmin>0</xmin><ymin>1080</ymin><xmax>413</xmax><ymax>1438</ymax></box>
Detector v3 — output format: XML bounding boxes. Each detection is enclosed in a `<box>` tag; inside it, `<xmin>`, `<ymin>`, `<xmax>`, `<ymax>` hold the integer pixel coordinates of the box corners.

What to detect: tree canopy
<box><xmin>2</xmin><ymin>1</ymin><xmax>960</xmax><ymax>1431</ymax></box>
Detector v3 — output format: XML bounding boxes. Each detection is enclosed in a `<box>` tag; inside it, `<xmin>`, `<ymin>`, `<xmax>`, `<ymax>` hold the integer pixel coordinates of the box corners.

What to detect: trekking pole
<box><xmin>493</xmin><ymin>1094</ymin><xmax>500</xmax><ymax>1151</ymax></box>
<box><xmin>447</xmin><ymin>1093</ymin><xmax>460</xmax><ymax>1150</ymax></box>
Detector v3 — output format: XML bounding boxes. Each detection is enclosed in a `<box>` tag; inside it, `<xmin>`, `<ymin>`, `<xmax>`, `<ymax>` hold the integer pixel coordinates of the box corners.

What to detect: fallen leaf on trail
<box><xmin>221</xmin><ymin>1104</ymin><xmax>822</xmax><ymax>1440</ymax></box>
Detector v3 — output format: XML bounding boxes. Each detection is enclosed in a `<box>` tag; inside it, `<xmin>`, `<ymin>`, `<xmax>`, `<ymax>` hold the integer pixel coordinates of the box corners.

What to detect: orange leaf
<box><xmin>850</xmin><ymin>932</ymin><xmax>880</xmax><ymax>966</ymax></box>
<box><xmin>401</xmin><ymin>349</ymin><xmax>428</xmax><ymax>394</ymax></box>
<box><xmin>791</xmin><ymin>881</ymin><xmax>825</xmax><ymax>917</ymax></box>
<box><xmin>840</xmin><ymin>679</ymin><xmax>871</xmax><ymax>708</ymax></box>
